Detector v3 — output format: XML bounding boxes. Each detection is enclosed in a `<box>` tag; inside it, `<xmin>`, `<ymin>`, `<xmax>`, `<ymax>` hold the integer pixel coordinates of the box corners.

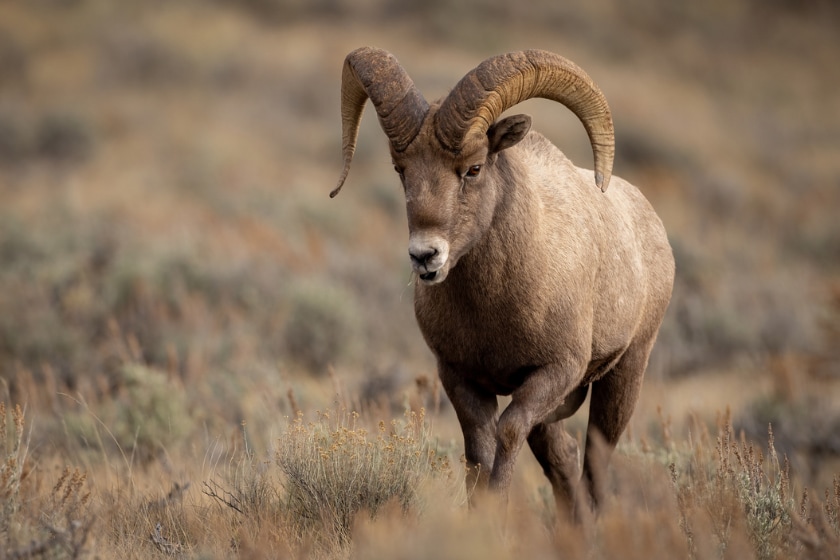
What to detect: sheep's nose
<box><xmin>409</xmin><ymin>247</ymin><xmax>438</xmax><ymax>268</ymax></box>
<box><xmin>408</xmin><ymin>235</ymin><xmax>449</xmax><ymax>279</ymax></box>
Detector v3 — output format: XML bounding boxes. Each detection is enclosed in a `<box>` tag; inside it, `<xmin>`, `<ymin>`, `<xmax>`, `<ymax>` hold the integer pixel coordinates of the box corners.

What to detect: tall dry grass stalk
<box><xmin>1</xmin><ymin>402</ymin><xmax>27</xmax><ymax>532</ymax></box>
<box><xmin>1</xmin><ymin>403</ymin><xmax>94</xmax><ymax>559</ymax></box>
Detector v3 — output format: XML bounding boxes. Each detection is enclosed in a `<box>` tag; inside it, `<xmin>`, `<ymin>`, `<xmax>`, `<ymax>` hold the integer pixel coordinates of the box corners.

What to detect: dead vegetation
<box><xmin>0</xmin><ymin>0</ymin><xmax>838</xmax><ymax>557</ymax></box>
<box><xmin>2</xmin><ymin>400</ymin><xmax>840</xmax><ymax>559</ymax></box>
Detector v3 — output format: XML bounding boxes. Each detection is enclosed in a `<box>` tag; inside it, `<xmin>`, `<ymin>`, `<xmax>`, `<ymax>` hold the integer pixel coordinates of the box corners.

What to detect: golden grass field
<box><xmin>1</xmin><ymin>0</ymin><xmax>839</xmax><ymax>557</ymax></box>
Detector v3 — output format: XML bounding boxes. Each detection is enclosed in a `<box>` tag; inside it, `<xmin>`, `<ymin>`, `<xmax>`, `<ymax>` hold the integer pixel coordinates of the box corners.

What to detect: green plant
<box><xmin>62</xmin><ymin>363</ymin><xmax>194</xmax><ymax>463</ymax></box>
<box><xmin>724</xmin><ymin>425</ymin><xmax>793</xmax><ymax>559</ymax></box>
<box><xmin>283</xmin><ymin>281</ymin><xmax>361</xmax><ymax>374</ymax></box>
<box><xmin>275</xmin><ymin>408</ymin><xmax>451</xmax><ymax>554</ymax></box>
<box><xmin>661</xmin><ymin>413</ymin><xmax>802</xmax><ymax>560</ymax></box>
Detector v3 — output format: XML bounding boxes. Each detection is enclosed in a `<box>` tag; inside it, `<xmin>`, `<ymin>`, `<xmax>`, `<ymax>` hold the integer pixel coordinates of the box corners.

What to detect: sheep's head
<box><xmin>331</xmin><ymin>47</ymin><xmax>615</xmax><ymax>285</ymax></box>
<box><xmin>388</xmin><ymin>107</ymin><xmax>533</xmax><ymax>284</ymax></box>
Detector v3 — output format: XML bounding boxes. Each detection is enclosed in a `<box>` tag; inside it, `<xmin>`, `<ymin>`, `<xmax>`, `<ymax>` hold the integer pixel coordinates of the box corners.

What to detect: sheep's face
<box><xmin>392</xmin><ymin>113</ymin><xmax>531</xmax><ymax>285</ymax></box>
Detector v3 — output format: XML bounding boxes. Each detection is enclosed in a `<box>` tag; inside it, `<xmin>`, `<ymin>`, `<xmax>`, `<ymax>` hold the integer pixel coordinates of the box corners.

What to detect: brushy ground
<box><xmin>2</xmin><ymin>401</ymin><xmax>840</xmax><ymax>559</ymax></box>
<box><xmin>1</xmin><ymin>0</ymin><xmax>839</xmax><ymax>558</ymax></box>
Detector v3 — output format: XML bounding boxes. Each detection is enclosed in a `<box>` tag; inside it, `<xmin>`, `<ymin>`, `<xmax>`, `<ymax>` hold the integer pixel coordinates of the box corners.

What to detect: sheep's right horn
<box><xmin>436</xmin><ymin>50</ymin><xmax>614</xmax><ymax>192</ymax></box>
<box><xmin>331</xmin><ymin>47</ymin><xmax>429</xmax><ymax>198</ymax></box>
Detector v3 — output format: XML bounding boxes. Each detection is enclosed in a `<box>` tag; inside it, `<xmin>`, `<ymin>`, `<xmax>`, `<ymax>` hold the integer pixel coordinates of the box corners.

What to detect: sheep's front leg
<box><xmin>438</xmin><ymin>362</ymin><xmax>499</xmax><ymax>500</ymax></box>
<box><xmin>489</xmin><ymin>362</ymin><xmax>584</xmax><ymax>496</ymax></box>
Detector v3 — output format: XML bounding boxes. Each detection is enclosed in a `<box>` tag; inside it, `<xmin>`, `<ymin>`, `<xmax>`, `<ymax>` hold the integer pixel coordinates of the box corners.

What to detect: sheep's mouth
<box><xmin>416</xmin><ymin>268</ymin><xmax>448</xmax><ymax>285</ymax></box>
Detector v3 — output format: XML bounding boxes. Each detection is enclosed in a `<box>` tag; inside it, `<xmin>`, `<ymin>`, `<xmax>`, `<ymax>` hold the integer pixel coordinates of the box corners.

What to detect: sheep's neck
<box><xmin>454</xmin><ymin>156</ymin><xmax>543</xmax><ymax>298</ymax></box>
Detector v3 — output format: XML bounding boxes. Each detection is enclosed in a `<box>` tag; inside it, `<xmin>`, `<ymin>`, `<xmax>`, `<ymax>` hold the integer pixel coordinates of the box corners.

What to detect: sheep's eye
<box><xmin>465</xmin><ymin>165</ymin><xmax>482</xmax><ymax>178</ymax></box>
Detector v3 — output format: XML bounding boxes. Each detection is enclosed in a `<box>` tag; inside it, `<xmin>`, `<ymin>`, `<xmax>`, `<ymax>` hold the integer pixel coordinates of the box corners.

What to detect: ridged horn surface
<box><xmin>331</xmin><ymin>47</ymin><xmax>429</xmax><ymax>198</ymax></box>
<box><xmin>436</xmin><ymin>50</ymin><xmax>614</xmax><ymax>192</ymax></box>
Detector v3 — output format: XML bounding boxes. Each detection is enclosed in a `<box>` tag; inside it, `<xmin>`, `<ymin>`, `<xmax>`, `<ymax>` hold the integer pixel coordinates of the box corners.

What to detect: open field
<box><xmin>1</xmin><ymin>0</ymin><xmax>839</xmax><ymax>557</ymax></box>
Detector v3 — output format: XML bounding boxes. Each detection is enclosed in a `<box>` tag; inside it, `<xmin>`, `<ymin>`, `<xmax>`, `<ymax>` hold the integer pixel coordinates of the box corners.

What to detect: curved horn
<box><xmin>436</xmin><ymin>50</ymin><xmax>614</xmax><ymax>192</ymax></box>
<box><xmin>331</xmin><ymin>47</ymin><xmax>429</xmax><ymax>198</ymax></box>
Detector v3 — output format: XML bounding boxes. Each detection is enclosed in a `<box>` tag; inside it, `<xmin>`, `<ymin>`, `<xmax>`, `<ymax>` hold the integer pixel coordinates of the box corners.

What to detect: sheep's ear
<box><xmin>487</xmin><ymin>114</ymin><xmax>531</xmax><ymax>155</ymax></box>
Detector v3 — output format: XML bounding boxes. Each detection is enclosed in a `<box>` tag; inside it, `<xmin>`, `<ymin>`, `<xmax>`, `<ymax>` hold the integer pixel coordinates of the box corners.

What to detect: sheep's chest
<box><xmin>414</xmin><ymin>279</ymin><xmax>563</xmax><ymax>393</ymax></box>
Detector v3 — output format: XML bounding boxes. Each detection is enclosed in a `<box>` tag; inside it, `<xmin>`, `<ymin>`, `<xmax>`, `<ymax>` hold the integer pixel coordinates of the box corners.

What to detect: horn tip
<box><xmin>595</xmin><ymin>171</ymin><xmax>612</xmax><ymax>193</ymax></box>
<box><xmin>331</xmin><ymin>167</ymin><xmax>350</xmax><ymax>198</ymax></box>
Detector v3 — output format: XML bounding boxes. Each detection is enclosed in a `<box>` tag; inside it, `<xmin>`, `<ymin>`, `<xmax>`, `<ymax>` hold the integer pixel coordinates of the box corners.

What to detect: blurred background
<box><xmin>0</xmin><ymin>0</ymin><xmax>838</xmax><ymax>486</ymax></box>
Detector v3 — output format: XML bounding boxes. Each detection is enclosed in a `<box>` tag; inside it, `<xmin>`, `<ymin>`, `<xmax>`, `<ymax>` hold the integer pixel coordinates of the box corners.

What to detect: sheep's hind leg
<box><xmin>489</xmin><ymin>362</ymin><xmax>585</xmax><ymax>497</ymax></box>
<box><xmin>582</xmin><ymin>336</ymin><xmax>655</xmax><ymax>511</ymax></box>
<box><xmin>528</xmin><ymin>421</ymin><xmax>584</xmax><ymax>522</ymax></box>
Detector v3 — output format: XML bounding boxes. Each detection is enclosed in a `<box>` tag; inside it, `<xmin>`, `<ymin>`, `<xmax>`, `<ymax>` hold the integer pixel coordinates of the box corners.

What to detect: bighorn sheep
<box><xmin>330</xmin><ymin>47</ymin><xmax>674</xmax><ymax>517</ymax></box>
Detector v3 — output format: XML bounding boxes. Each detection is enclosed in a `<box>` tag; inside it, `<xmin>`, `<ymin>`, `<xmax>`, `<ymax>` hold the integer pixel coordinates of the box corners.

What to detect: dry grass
<box><xmin>1</xmin><ymin>0</ymin><xmax>839</xmax><ymax>558</ymax></box>
<box><xmin>1</xmin><ymin>404</ymin><xmax>94</xmax><ymax>559</ymax></box>
<box><xmin>274</xmin><ymin>408</ymin><xmax>450</xmax><ymax>552</ymax></box>
<box><xmin>4</xmin><ymin>401</ymin><xmax>840</xmax><ymax>559</ymax></box>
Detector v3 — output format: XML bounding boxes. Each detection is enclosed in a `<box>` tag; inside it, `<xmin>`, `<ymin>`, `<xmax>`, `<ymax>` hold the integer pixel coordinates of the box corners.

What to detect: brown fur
<box><xmin>337</xmin><ymin>58</ymin><xmax>675</xmax><ymax>519</ymax></box>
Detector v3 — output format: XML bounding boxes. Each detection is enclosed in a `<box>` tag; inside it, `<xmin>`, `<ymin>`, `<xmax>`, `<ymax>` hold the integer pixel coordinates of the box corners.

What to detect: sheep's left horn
<box><xmin>331</xmin><ymin>47</ymin><xmax>429</xmax><ymax>198</ymax></box>
<box><xmin>436</xmin><ymin>50</ymin><xmax>614</xmax><ymax>192</ymax></box>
